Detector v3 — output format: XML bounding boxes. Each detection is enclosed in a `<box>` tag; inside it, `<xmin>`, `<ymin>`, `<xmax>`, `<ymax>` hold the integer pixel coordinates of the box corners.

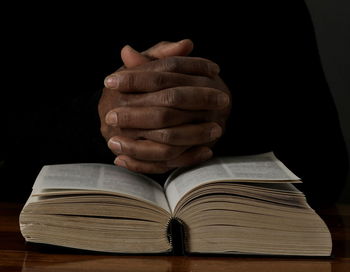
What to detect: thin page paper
<box><xmin>33</xmin><ymin>163</ymin><xmax>170</xmax><ymax>212</ymax></box>
<box><xmin>165</xmin><ymin>152</ymin><xmax>300</xmax><ymax>212</ymax></box>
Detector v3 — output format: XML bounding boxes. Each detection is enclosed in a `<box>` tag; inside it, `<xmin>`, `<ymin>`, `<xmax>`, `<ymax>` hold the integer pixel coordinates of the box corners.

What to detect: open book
<box><xmin>19</xmin><ymin>152</ymin><xmax>332</xmax><ymax>256</ymax></box>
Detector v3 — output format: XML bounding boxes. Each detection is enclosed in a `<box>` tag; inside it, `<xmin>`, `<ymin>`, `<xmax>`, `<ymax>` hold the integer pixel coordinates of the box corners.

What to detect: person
<box><xmin>99</xmin><ymin>39</ymin><xmax>231</xmax><ymax>174</ymax></box>
<box><xmin>1</xmin><ymin>1</ymin><xmax>348</xmax><ymax>207</ymax></box>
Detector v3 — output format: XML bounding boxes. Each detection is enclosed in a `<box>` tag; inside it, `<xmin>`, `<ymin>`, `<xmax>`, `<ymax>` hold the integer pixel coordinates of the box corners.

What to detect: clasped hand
<box><xmin>98</xmin><ymin>40</ymin><xmax>231</xmax><ymax>173</ymax></box>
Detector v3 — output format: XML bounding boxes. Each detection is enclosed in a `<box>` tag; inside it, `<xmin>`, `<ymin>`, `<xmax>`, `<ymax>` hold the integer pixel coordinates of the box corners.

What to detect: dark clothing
<box><xmin>1</xmin><ymin>1</ymin><xmax>348</xmax><ymax>207</ymax></box>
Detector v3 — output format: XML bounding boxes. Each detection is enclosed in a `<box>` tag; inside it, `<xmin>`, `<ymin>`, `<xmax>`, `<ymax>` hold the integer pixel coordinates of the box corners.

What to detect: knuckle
<box><xmin>154</xmin><ymin>108</ymin><xmax>171</xmax><ymax>127</ymax></box>
<box><xmin>205</xmin><ymin>62</ymin><xmax>212</xmax><ymax>74</ymax></box>
<box><xmin>98</xmin><ymin>89</ymin><xmax>110</xmax><ymax>115</ymax></box>
<box><xmin>203</xmin><ymin>89</ymin><xmax>221</xmax><ymax>106</ymax></box>
<box><xmin>201</xmin><ymin>89</ymin><xmax>214</xmax><ymax>105</ymax></box>
<box><xmin>153</xmin><ymin>163</ymin><xmax>172</xmax><ymax>174</ymax></box>
<box><xmin>153</xmin><ymin>72</ymin><xmax>165</xmax><ymax>87</ymax></box>
<box><xmin>157</xmin><ymin>129</ymin><xmax>173</xmax><ymax>144</ymax></box>
<box><xmin>119</xmin><ymin>128</ymin><xmax>138</xmax><ymax>138</ymax></box>
<box><xmin>159</xmin><ymin>145</ymin><xmax>177</xmax><ymax>159</ymax></box>
<box><xmin>198</xmin><ymin>58</ymin><xmax>219</xmax><ymax>75</ymax></box>
<box><xmin>100</xmin><ymin>125</ymin><xmax>109</xmax><ymax>139</ymax></box>
<box><xmin>131</xmin><ymin>163</ymin><xmax>143</xmax><ymax>173</ymax></box>
<box><xmin>98</xmin><ymin>101</ymin><xmax>107</xmax><ymax>118</ymax></box>
<box><xmin>121</xmin><ymin>73</ymin><xmax>135</xmax><ymax>90</ymax></box>
<box><xmin>199</xmin><ymin>76</ymin><xmax>214</xmax><ymax>88</ymax></box>
<box><xmin>196</xmin><ymin>59</ymin><xmax>211</xmax><ymax>74</ymax></box>
<box><xmin>114</xmin><ymin>92</ymin><xmax>128</xmax><ymax>106</ymax></box>
<box><xmin>158</xmin><ymin>166</ymin><xmax>172</xmax><ymax>174</ymax></box>
<box><xmin>162</xmin><ymin>57</ymin><xmax>178</xmax><ymax>72</ymax></box>
<box><xmin>116</xmin><ymin>111</ymin><xmax>130</xmax><ymax>127</ymax></box>
<box><xmin>160</xmin><ymin>89</ymin><xmax>179</xmax><ymax>106</ymax></box>
<box><xmin>125</xmin><ymin>144</ymin><xmax>136</xmax><ymax>157</ymax></box>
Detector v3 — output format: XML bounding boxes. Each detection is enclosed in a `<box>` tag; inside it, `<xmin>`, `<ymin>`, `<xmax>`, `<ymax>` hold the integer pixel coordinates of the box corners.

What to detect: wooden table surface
<box><xmin>0</xmin><ymin>202</ymin><xmax>349</xmax><ymax>272</ymax></box>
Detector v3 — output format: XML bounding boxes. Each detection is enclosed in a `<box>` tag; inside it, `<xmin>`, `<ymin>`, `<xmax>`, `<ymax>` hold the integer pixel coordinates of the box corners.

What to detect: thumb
<box><xmin>121</xmin><ymin>45</ymin><xmax>149</xmax><ymax>68</ymax></box>
<box><xmin>143</xmin><ymin>39</ymin><xmax>193</xmax><ymax>59</ymax></box>
<box><xmin>121</xmin><ymin>39</ymin><xmax>194</xmax><ymax>68</ymax></box>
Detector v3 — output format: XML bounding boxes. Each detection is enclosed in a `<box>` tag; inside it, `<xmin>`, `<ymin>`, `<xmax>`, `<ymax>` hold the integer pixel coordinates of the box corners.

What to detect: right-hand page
<box><xmin>164</xmin><ymin>152</ymin><xmax>300</xmax><ymax>213</ymax></box>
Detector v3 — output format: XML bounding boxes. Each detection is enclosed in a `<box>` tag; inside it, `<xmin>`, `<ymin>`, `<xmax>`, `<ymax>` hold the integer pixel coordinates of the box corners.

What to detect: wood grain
<box><xmin>0</xmin><ymin>202</ymin><xmax>349</xmax><ymax>272</ymax></box>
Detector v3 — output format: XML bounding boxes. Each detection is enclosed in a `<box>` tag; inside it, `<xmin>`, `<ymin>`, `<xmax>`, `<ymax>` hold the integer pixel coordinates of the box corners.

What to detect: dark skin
<box><xmin>98</xmin><ymin>40</ymin><xmax>232</xmax><ymax>174</ymax></box>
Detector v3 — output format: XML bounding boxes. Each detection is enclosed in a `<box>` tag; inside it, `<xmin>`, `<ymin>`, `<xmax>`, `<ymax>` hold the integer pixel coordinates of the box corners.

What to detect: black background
<box><xmin>1</xmin><ymin>1</ymin><xmax>348</xmax><ymax>206</ymax></box>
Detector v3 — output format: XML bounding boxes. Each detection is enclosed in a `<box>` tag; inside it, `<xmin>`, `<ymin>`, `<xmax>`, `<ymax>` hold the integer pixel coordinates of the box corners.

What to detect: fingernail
<box><xmin>115</xmin><ymin>157</ymin><xmax>127</xmax><ymax>168</ymax></box>
<box><xmin>217</xmin><ymin>94</ymin><xmax>229</xmax><ymax>106</ymax></box>
<box><xmin>200</xmin><ymin>149</ymin><xmax>213</xmax><ymax>161</ymax></box>
<box><xmin>210</xmin><ymin>125</ymin><xmax>222</xmax><ymax>140</ymax></box>
<box><xmin>108</xmin><ymin>138</ymin><xmax>122</xmax><ymax>153</ymax></box>
<box><xmin>124</xmin><ymin>44</ymin><xmax>138</xmax><ymax>53</ymax></box>
<box><xmin>104</xmin><ymin>76</ymin><xmax>119</xmax><ymax>89</ymax></box>
<box><xmin>106</xmin><ymin>112</ymin><xmax>118</xmax><ymax>126</ymax></box>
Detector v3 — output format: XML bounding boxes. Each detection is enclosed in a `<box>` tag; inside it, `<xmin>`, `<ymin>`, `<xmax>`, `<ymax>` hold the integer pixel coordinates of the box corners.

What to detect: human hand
<box><xmin>99</xmin><ymin>40</ymin><xmax>231</xmax><ymax>173</ymax></box>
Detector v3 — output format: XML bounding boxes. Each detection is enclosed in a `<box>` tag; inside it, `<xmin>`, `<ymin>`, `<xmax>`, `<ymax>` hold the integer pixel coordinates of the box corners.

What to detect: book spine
<box><xmin>167</xmin><ymin>218</ymin><xmax>185</xmax><ymax>256</ymax></box>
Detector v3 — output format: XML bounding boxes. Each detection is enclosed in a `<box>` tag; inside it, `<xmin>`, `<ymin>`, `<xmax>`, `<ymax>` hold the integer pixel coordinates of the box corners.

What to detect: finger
<box><xmin>165</xmin><ymin>146</ymin><xmax>213</xmax><ymax>167</ymax></box>
<box><xmin>107</xmin><ymin>136</ymin><xmax>188</xmax><ymax>161</ymax></box>
<box><xmin>117</xmin><ymin>87</ymin><xmax>230</xmax><ymax>110</ymax></box>
<box><xmin>102</xmin><ymin>122</ymin><xmax>222</xmax><ymax>146</ymax></box>
<box><xmin>106</xmin><ymin>57</ymin><xmax>220</xmax><ymax>88</ymax></box>
<box><xmin>128</xmin><ymin>56</ymin><xmax>220</xmax><ymax>77</ymax></box>
<box><xmin>114</xmin><ymin>146</ymin><xmax>213</xmax><ymax>174</ymax></box>
<box><xmin>104</xmin><ymin>70</ymin><xmax>215</xmax><ymax>91</ymax></box>
<box><xmin>105</xmin><ymin>107</ymin><xmax>210</xmax><ymax>129</ymax></box>
<box><xmin>142</xmin><ymin>39</ymin><xmax>194</xmax><ymax>59</ymax></box>
<box><xmin>114</xmin><ymin>155</ymin><xmax>173</xmax><ymax>174</ymax></box>
<box><xmin>121</xmin><ymin>39</ymin><xmax>193</xmax><ymax>68</ymax></box>
<box><xmin>121</xmin><ymin>45</ymin><xmax>150</xmax><ymax>68</ymax></box>
<box><xmin>141</xmin><ymin>122</ymin><xmax>223</xmax><ymax>146</ymax></box>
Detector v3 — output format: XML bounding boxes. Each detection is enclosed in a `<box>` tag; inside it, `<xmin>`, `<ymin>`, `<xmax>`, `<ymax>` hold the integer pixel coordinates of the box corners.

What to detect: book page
<box><xmin>32</xmin><ymin>163</ymin><xmax>170</xmax><ymax>212</ymax></box>
<box><xmin>164</xmin><ymin>152</ymin><xmax>300</xmax><ymax>212</ymax></box>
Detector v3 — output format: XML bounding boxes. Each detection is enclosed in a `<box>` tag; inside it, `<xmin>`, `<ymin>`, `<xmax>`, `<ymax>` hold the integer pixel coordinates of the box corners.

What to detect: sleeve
<box><xmin>207</xmin><ymin>1</ymin><xmax>348</xmax><ymax>207</ymax></box>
